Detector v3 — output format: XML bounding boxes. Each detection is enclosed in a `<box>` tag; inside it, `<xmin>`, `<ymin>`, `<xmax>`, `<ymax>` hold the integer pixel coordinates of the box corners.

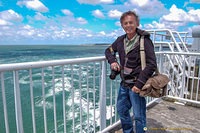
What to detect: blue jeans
<box><xmin>117</xmin><ymin>86</ymin><xmax>146</xmax><ymax>133</ymax></box>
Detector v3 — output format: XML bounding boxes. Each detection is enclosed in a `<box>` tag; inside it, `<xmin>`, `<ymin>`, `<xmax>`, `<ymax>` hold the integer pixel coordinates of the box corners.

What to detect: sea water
<box><xmin>0</xmin><ymin>45</ymin><xmax>162</xmax><ymax>133</ymax></box>
<box><xmin>0</xmin><ymin>45</ymin><xmax>110</xmax><ymax>133</ymax></box>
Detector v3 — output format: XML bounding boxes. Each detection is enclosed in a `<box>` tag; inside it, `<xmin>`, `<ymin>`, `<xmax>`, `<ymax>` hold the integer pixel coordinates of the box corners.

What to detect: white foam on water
<box><xmin>65</xmin><ymin>89</ymin><xmax>116</xmax><ymax>129</ymax></box>
<box><xmin>106</xmin><ymin>105</ymin><xmax>115</xmax><ymax>120</ymax></box>
<box><xmin>35</xmin><ymin>99</ymin><xmax>53</xmax><ymax>109</ymax></box>
<box><xmin>82</xmin><ymin>84</ymin><xmax>87</xmax><ymax>87</ymax></box>
<box><xmin>65</xmin><ymin>89</ymin><xmax>101</xmax><ymax>125</ymax></box>
<box><xmin>18</xmin><ymin>73</ymin><xmax>31</xmax><ymax>84</ymax></box>
<box><xmin>31</xmin><ymin>63</ymin><xmax>105</xmax><ymax>132</ymax></box>
<box><xmin>45</xmin><ymin>77</ymin><xmax>72</xmax><ymax>98</ymax></box>
<box><xmin>81</xmin><ymin>70</ymin><xmax>87</xmax><ymax>76</ymax></box>
<box><xmin>34</xmin><ymin>83</ymin><xmax>116</xmax><ymax>132</ymax></box>
<box><xmin>34</xmin><ymin>76</ymin><xmax>72</xmax><ymax>108</ymax></box>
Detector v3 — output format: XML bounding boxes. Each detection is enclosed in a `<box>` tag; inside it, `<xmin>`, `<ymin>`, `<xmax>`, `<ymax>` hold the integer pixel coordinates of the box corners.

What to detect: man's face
<box><xmin>121</xmin><ymin>15</ymin><xmax>137</xmax><ymax>36</ymax></box>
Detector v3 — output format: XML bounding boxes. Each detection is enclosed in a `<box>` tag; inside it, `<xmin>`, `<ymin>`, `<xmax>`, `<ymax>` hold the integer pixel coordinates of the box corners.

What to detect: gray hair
<box><xmin>120</xmin><ymin>11</ymin><xmax>140</xmax><ymax>26</ymax></box>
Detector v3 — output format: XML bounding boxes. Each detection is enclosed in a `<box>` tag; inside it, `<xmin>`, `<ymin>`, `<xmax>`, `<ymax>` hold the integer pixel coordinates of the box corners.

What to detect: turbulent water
<box><xmin>0</xmin><ymin>45</ymin><xmax>108</xmax><ymax>64</ymax></box>
<box><xmin>0</xmin><ymin>45</ymin><xmax>116</xmax><ymax>133</ymax></box>
<box><xmin>0</xmin><ymin>45</ymin><xmax>163</xmax><ymax>133</ymax></box>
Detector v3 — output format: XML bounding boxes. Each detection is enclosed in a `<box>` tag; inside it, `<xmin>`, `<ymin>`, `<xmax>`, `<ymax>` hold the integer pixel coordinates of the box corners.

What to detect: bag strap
<box><xmin>140</xmin><ymin>36</ymin><xmax>159</xmax><ymax>74</ymax></box>
<box><xmin>140</xmin><ymin>36</ymin><xmax>146</xmax><ymax>70</ymax></box>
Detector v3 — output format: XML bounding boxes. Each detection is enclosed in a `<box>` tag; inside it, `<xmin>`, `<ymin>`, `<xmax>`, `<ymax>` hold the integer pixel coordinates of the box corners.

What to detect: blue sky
<box><xmin>0</xmin><ymin>0</ymin><xmax>200</xmax><ymax>45</ymax></box>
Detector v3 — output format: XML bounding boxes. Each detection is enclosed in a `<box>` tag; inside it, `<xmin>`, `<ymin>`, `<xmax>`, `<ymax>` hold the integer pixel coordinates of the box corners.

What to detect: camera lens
<box><xmin>109</xmin><ymin>71</ymin><xmax>116</xmax><ymax>80</ymax></box>
<box><xmin>109</xmin><ymin>70</ymin><xmax>120</xmax><ymax>80</ymax></box>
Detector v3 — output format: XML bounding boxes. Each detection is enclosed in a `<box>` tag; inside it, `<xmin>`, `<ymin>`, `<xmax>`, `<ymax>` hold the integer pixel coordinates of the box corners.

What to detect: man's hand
<box><xmin>132</xmin><ymin>86</ymin><xmax>140</xmax><ymax>93</ymax></box>
<box><xmin>111</xmin><ymin>62</ymin><xmax>120</xmax><ymax>71</ymax></box>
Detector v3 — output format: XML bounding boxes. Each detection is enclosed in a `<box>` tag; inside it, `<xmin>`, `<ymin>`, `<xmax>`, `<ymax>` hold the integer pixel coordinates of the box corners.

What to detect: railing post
<box><xmin>159</xmin><ymin>53</ymin><xmax>164</xmax><ymax>73</ymax></box>
<box><xmin>153</xmin><ymin>30</ymin><xmax>156</xmax><ymax>44</ymax></box>
<box><xmin>181</xmin><ymin>55</ymin><xmax>186</xmax><ymax>98</ymax></box>
<box><xmin>13</xmin><ymin>71</ymin><xmax>24</xmax><ymax>133</ymax></box>
<box><xmin>1</xmin><ymin>72</ymin><xmax>9</xmax><ymax>133</ymax></box>
<box><xmin>100</xmin><ymin>60</ymin><xmax>107</xmax><ymax>131</ymax></box>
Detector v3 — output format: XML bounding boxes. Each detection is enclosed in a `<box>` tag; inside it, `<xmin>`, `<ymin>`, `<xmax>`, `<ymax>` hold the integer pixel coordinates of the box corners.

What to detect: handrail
<box><xmin>147</xmin><ymin>29</ymin><xmax>189</xmax><ymax>52</ymax></box>
<box><xmin>0</xmin><ymin>52</ymin><xmax>200</xmax><ymax>133</ymax></box>
<box><xmin>0</xmin><ymin>28</ymin><xmax>199</xmax><ymax>133</ymax></box>
<box><xmin>0</xmin><ymin>56</ymin><xmax>105</xmax><ymax>72</ymax></box>
<box><xmin>0</xmin><ymin>55</ymin><xmax>107</xmax><ymax>133</ymax></box>
<box><xmin>156</xmin><ymin>51</ymin><xmax>200</xmax><ymax>56</ymax></box>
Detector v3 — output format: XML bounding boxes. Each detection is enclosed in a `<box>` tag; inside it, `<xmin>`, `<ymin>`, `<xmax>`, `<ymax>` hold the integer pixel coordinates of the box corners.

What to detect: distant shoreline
<box><xmin>0</xmin><ymin>43</ymin><xmax>111</xmax><ymax>46</ymax></box>
<box><xmin>80</xmin><ymin>43</ymin><xmax>111</xmax><ymax>46</ymax></box>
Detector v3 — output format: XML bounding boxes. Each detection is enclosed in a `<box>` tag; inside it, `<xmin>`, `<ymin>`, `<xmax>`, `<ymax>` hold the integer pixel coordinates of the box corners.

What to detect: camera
<box><xmin>109</xmin><ymin>69</ymin><xmax>120</xmax><ymax>80</ymax></box>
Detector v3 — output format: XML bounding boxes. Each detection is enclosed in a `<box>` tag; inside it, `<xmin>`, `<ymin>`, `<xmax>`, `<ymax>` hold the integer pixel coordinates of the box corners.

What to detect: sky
<box><xmin>0</xmin><ymin>0</ymin><xmax>200</xmax><ymax>45</ymax></box>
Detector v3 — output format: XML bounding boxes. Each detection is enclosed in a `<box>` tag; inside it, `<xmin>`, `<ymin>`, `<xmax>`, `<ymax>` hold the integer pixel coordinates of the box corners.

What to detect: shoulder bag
<box><xmin>139</xmin><ymin>36</ymin><xmax>170</xmax><ymax>98</ymax></box>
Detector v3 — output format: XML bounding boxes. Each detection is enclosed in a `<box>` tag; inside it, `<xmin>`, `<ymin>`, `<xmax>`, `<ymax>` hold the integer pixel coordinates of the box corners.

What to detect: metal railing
<box><xmin>102</xmin><ymin>51</ymin><xmax>200</xmax><ymax>132</ymax></box>
<box><xmin>0</xmin><ymin>28</ymin><xmax>199</xmax><ymax>133</ymax></box>
<box><xmin>0</xmin><ymin>54</ymin><xmax>160</xmax><ymax>133</ymax></box>
<box><xmin>147</xmin><ymin>29</ymin><xmax>190</xmax><ymax>52</ymax></box>
<box><xmin>1</xmin><ymin>51</ymin><xmax>200</xmax><ymax>133</ymax></box>
<box><xmin>147</xmin><ymin>29</ymin><xmax>191</xmax><ymax>74</ymax></box>
<box><xmin>146</xmin><ymin>30</ymin><xmax>198</xmax><ymax>101</ymax></box>
<box><xmin>0</xmin><ymin>57</ymin><xmax>106</xmax><ymax>133</ymax></box>
<box><xmin>156</xmin><ymin>52</ymin><xmax>200</xmax><ymax>103</ymax></box>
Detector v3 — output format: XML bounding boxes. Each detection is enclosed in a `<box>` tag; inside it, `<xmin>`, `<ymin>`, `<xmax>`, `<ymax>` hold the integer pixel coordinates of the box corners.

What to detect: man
<box><xmin>105</xmin><ymin>11</ymin><xmax>157</xmax><ymax>133</ymax></box>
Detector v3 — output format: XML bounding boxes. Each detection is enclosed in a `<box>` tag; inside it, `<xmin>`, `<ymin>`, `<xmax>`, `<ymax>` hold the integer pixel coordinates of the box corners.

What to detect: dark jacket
<box><xmin>105</xmin><ymin>28</ymin><xmax>157</xmax><ymax>89</ymax></box>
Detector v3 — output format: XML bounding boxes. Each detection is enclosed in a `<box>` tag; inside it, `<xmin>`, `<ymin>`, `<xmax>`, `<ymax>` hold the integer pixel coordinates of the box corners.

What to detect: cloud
<box><xmin>77</xmin><ymin>0</ymin><xmax>114</xmax><ymax>5</ymax></box>
<box><xmin>190</xmin><ymin>0</ymin><xmax>200</xmax><ymax>3</ymax></box>
<box><xmin>108</xmin><ymin>9</ymin><xmax>122</xmax><ymax>19</ymax></box>
<box><xmin>53</xmin><ymin>12</ymin><xmax>88</xmax><ymax>26</ymax></box>
<box><xmin>144</xmin><ymin>21</ymin><xmax>166</xmax><ymax>29</ymax></box>
<box><xmin>23</xmin><ymin>25</ymin><xmax>33</xmax><ymax>30</ymax></box>
<box><xmin>100</xmin><ymin>0</ymin><xmax>114</xmax><ymax>4</ymax></box>
<box><xmin>77</xmin><ymin>0</ymin><xmax>98</xmax><ymax>5</ymax></box>
<box><xmin>17</xmin><ymin>29</ymin><xmax>35</xmax><ymax>37</ymax></box>
<box><xmin>34</xmin><ymin>12</ymin><xmax>47</xmax><ymax>21</ymax></box>
<box><xmin>144</xmin><ymin>19</ymin><xmax>187</xmax><ymax>31</ymax></box>
<box><xmin>0</xmin><ymin>20</ymin><xmax>123</xmax><ymax>44</ymax></box>
<box><xmin>128</xmin><ymin>0</ymin><xmax>165</xmax><ymax>10</ymax></box>
<box><xmin>0</xmin><ymin>8</ymin><xmax>123</xmax><ymax>44</ymax></box>
<box><xmin>0</xmin><ymin>9</ymin><xmax>23</xmax><ymax>21</ymax></box>
<box><xmin>188</xmin><ymin>9</ymin><xmax>200</xmax><ymax>22</ymax></box>
<box><xmin>87</xmin><ymin>34</ymin><xmax>93</xmax><ymax>37</ymax></box>
<box><xmin>184</xmin><ymin>2</ymin><xmax>189</xmax><ymax>7</ymax></box>
<box><xmin>124</xmin><ymin>0</ymin><xmax>167</xmax><ymax>17</ymax></box>
<box><xmin>192</xmin><ymin>25</ymin><xmax>200</xmax><ymax>32</ymax></box>
<box><xmin>144</xmin><ymin>4</ymin><xmax>200</xmax><ymax>30</ymax></box>
<box><xmin>17</xmin><ymin>0</ymin><xmax>49</xmax><ymax>13</ymax></box>
<box><xmin>26</xmin><ymin>12</ymin><xmax>48</xmax><ymax>24</ymax></box>
<box><xmin>61</xmin><ymin>9</ymin><xmax>74</xmax><ymax>16</ymax></box>
<box><xmin>115</xmin><ymin>21</ymin><xmax>121</xmax><ymax>26</ymax></box>
<box><xmin>76</xmin><ymin>17</ymin><xmax>88</xmax><ymax>25</ymax></box>
<box><xmin>99</xmin><ymin>31</ymin><xmax>106</xmax><ymax>35</ymax></box>
<box><xmin>101</xmin><ymin>0</ymin><xmax>167</xmax><ymax>19</ymax></box>
<box><xmin>161</xmin><ymin>4</ymin><xmax>200</xmax><ymax>23</ymax></box>
<box><xmin>0</xmin><ymin>19</ymin><xmax>13</xmax><ymax>26</ymax></box>
<box><xmin>106</xmin><ymin>29</ymin><xmax>125</xmax><ymax>38</ymax></box>
<box><xmin>129</xmin><ymin>0</ymin><xmax>149</xmax><ymax>7</ymax></box>
<box><xmin>161</xmin><ymin>5</ymin><xmax>189</xmax><ymax>22</ymax></box>
<box><xmin>92</xmin><ymin>9</ymin><xmax>105</xmax><ymax>18</ymax></box>
<box><xmin>184</xmin><ymin>0</ymin><xmax>200</xmax><ymax>7</ymax></box>
<box><xmin>145</xmin><ymin>20</ymin><xmax>187</xmax><ymax>30</ymax></box>
<box><xmin>138</xmin><ymin>24</ymin><xmax>143</xmax><ymax>29</ymax></box>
